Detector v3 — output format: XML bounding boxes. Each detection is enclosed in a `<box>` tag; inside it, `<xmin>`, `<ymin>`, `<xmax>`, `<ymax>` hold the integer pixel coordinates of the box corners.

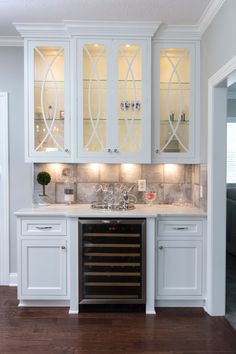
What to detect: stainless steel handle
<box><xmin>61</xmin><ymin>246</ymin><xmax>66</xmax><ymax>250</ymax></box>
<box><xmin>173</xmin><ymin>227</ymin><xmax>188</xmax><ymax>230</ymax></box>
<box><xmin>155</xmin><ymin>149</ymin><xmax>159</xmax><ymax>154</ymax></box>
<box><xmin>159</xmin><ymin>246</ymin><xmax>164</xmax><ymax>250</ymax></box>
<box><xmin>113</xmin><ymin>148</ymin><xmax>119</xmax><ymax>153</ymax></box>
<box><xmin>65</xmin><ymin>148</ymin><xmax>70</xmax><ymax>153</ymax></box>
<box><xmin>107</xmin><ymin>148</ymin><xmax>112</xmax><ymax>153</ymax></box>
<box><xmin>36</xmin><ymin>226</ymin><xmax>52</xmax><ymax>230</ymax></box>
<box><xmin>102</xmin><ymin>220</ymin><xmax>120</xmax><ymax>224</ymax></box>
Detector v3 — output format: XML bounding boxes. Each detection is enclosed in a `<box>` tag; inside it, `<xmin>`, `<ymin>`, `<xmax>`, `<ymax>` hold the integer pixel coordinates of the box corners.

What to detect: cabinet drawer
<box><xmin>158</xmin><ymin>220</ymin><xmax>202</xmax><ymax>237</ymax></box>
<box><xmin>21</xmin><ymin>219</ymin><xmax>67</xmax><ymax>236</ymax></box>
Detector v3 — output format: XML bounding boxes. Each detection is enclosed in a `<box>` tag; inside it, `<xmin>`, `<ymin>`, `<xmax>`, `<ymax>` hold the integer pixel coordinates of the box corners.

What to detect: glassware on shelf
<box><xmin>131</xmin><ymin>100</ymin><xmax>141</xmax><ymax>111</ymax></box>
<box><xmin>170</xmin><ymin>112</ymin><xmax>174</xmax><ymax>121</ymax></box>
<box><xmin>181</xmin><ymin>112</ymin><xmax>186</xmax><ymax>121</ymax></box>
<box><xmin>120</xmin><ymin>101</ymin><xmax>130</xmax><ymax>111</ymax></box>
<box><xmin>143</xmin><ymin>187</ymin><xmax>157</xmax><ymax>206</ymax></box>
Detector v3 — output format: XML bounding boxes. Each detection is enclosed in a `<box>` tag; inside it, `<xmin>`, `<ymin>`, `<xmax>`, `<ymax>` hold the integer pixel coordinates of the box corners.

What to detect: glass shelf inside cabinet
<box><xmin>159</xmin><ymin>47</ymin><xmax>190</xmax><ymax>153</ymax></box>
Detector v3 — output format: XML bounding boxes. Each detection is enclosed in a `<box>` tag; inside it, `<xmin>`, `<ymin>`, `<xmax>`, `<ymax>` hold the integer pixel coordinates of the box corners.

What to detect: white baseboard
<box><xmin>155</xmin><ymin>299</ymin><xmax>205</xmax><ymax>307</ymax></box>
<box><xmin>19</xmin><ymin>300</ymin><xmax>70</xmax><ymax>307</ymax></box>
<box><xmin>9</xmin><ymin>273</ymin><xmax>18</xmax><ymax>286</ymax></box>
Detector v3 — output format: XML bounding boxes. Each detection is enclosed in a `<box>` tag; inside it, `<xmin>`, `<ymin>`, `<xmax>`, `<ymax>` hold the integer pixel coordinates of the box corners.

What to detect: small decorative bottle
<box><xmin>64</xmin><ymin>180</ymin><xmax>75</xmax><ymax>205</ymax></box>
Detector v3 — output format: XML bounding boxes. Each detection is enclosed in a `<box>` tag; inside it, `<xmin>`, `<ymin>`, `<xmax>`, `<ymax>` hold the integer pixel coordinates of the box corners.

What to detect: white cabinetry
<box><xmin>21</xmin><ymin>238</ymin><xmax>67</xmax><ymax>297</ymax></box>
<box><xmin>77</xmin><ymin>39</ymin><xmax>151</xmax><ymax>163</ymax></box>
<box><xmin>17</xmin><ymin>22</ymin><xmax>159</xmax><ymax>163</ymax></box>
<box><xmin>156</xmin><ymin>218</ymin><xmax>205</xmax><ymax>303</ymax></box>
<box><xmin>25</xmin><ymin>40</ymin><xmax>72</xmax><ymax>162</ymax></box>
<box><xmin>17</xmin><ymin>217</ymin><xmax>69</xmax><ymax>301</ymax></box>
<box><xmin>157</xmin><ymin>240</ymin><xmax>202</xmax><ymax>296</ymax></box>
<box><xmin>152</xmin><ymin>41</ymin><xmax>200</xmax><ymax>163</ymax></box>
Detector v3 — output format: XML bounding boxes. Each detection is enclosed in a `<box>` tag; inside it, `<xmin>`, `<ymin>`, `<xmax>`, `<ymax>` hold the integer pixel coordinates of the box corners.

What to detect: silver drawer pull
<box><xmin>159</xmin><ymin>246</ymin><xmax>164</xmax><ymax>250</ymax></box>
<box><xmin>36</xmin><ymin>226</ymin><xmax>53</xmax><ymax>230</ymax></box>
<box><xmin>173</xmin><ymin>227</ymin><xmax>188</xmax><ymax>230</ymax></box>
<box><xmin>61</xmin><ymin>246</ymin><xmax>66</xmax><ymax>250</ymax></box>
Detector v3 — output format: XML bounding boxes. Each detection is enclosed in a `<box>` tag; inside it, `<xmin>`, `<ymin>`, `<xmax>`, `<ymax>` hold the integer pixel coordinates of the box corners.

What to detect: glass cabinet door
<box><xmin>80</xmin><ymin>42</ymin><xmax>109</xmax><ymax>154</ymax></box>
<box><xmin>116</xmin><ymin>43</ymin><xmax>143</xmax><ymax>153</ymax></box>
<box><xmin>159</xmin><ymin>47</ymin><xmax>191</xmax><ymax>155</ymax></box>
<box><xmin>29</xmin><ymin>42</ymin><xmax>70</xmax><ymax>159</ymax></box>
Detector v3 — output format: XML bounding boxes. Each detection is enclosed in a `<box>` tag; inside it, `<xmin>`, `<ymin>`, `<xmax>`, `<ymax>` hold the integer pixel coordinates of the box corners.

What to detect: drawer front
<box><xmin>158</xmin><ymin>220</ymin><xmax>202</xmax><ymax>237</ymax></box>
<box><xmin>21</xmin><ymin>219</ymin><xmax>67</xmax><ymax>236</ymax></box>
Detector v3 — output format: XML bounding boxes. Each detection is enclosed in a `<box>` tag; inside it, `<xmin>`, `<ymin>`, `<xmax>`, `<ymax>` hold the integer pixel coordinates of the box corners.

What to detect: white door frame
<box><xmin>0</xmin><ymin>92</ymin><xmax>9</xmax><ymax>285</ymax></box>
<box><xmin>206</xmin><ymin>56</ymin><xmax>236</xmax><ymax>315</ymax></box>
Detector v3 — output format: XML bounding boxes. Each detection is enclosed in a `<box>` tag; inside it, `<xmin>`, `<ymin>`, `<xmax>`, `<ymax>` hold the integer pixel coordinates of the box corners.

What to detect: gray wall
<box><xmin>0</xmin><ymin>47</ymin><xmax>32</xmax><ymax>273</ymax></box>
<box><xmin>201</xmin><ymin>0</ymin><xmax>236</xmax><ymax>162</ymax></box>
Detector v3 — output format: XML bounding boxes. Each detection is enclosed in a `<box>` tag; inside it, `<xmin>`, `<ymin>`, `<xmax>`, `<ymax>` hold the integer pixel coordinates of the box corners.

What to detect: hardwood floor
<box><xmin>0</xmin><ymin>287</ymin><xmax>236</xmax><ymax>354</ymax></box>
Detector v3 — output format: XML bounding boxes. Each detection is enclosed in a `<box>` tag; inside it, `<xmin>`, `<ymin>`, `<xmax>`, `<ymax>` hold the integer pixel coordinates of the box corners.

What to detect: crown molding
<box><xmin>154</xmin><ymin>24</ymin><xmax>201</xmax><ymax>41</ymax></box>
<box><xmin>13</xmin><ymin>23</ymin><xmax>68</xmax><ymax>38</ymax></box>
<box><xmin>64</xmin><ymin>20</ymin><xmax>161</xmax><ymax>37</ymax></box>
<box><xmin>14</xmin><ymin>21</ymin><xmax>161</xmax><ymax>39</ymax></box>
<box><xmin>0</xmin><ymin>36</ymin><xmax>23</xmax><ymax>46</ymax></box>
<box><xmin>198</xmin><ymin>0</ymin><xmax>226</xmax><ymax>35</ymax></box>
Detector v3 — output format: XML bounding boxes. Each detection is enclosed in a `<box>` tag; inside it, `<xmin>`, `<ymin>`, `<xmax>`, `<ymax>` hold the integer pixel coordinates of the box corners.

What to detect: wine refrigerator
<box><xmin>79</xmin><ymin>218</ymin><xmax>146</xmax><ymax>304</ymax></box>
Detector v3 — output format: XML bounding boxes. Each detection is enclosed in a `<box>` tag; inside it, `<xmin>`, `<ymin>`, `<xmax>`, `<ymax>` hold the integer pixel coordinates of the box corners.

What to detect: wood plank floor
<box><xmin>0</xmin><ymin>287</ymin><xmax>236</xmax><ymax>354</ymax></box>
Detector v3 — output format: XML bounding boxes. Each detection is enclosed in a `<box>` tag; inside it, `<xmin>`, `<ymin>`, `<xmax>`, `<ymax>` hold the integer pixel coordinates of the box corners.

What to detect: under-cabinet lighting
<box><xmin>164</xmin><ymin>164</ymin><xmax>177</xmax><ymax>174</ymax></box>
<box><xmin>121</xmin><ymin>163</ymin><xmax>136</xmax><ymax>172</ymax></box>
<box><xmin>89</xmin><ymin>163</ymin><xmax>100</xmax><ymax>173</ymax></box>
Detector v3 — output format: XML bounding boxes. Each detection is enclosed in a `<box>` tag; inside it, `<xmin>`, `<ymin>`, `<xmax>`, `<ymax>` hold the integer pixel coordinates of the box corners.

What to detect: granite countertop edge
<box><xmin>15</xmin><ymin>204</ymin><xmax>207</xmax><ymax>218</ymax></box>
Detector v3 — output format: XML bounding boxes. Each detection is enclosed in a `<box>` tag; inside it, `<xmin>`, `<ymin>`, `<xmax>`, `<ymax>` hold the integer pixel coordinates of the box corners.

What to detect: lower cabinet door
<box><xmin>157</xmin><ymin>240</ymin><xmax>202</xmax><ymax>296</ymax></box>
<box><xmin>21</xmin><ymin>238</ymin><xmax>67</xmax><ymax>297</ymax></box>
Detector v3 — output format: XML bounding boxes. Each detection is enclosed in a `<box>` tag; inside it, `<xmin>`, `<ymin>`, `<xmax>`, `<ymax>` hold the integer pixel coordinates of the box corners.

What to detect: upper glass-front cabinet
<box><xmin>77</xmin><ymin>39</ymin><xmax>150</xmax><ymax>163</ymax></box>
<box><xmin>153</xmin><ymin>42</ymin><xmax>199</xmax><ymax>163</ymax></box>
<box><xmin>117</xmin><ymin>44</ymin><xmax>142</xmax><ymax>154</ymax></box>
<box><xmin>26</xmin><ymin>41</ymin><xmax>71</xmax><ymax>162</ymax></box>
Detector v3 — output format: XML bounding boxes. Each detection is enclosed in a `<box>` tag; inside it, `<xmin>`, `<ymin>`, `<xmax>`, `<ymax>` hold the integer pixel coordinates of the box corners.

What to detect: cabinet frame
<box><xmin>76</xmin><ymin>38</ymin><xmax>151</xmax><ymax>163</ymax></box>
<box><xmin>25</xmin><ymin>39</ymin><xmax>73</xmax><ymax>162</ymax></box>
<box><xmin>152</xmin><ymin>40</ymin><xmax>200</xmax><ymax>163</ymax></box>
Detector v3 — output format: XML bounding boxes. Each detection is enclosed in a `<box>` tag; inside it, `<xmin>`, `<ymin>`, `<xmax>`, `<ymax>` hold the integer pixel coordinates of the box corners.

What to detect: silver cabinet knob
<box><xmin>61</xmin><ymin>246</ymin><xmax>66</xmax><ymax>250</ymax></box>
<box><xmin>65</xmin><ymin>148</ymin><xmax>70</xmax><ymax>153</ymax></box>
<box><xmin>155</xmin><ymin>149</ymin><xmax>159</xmax><ymax>154</ymax></box>
<box><xmin>159</xmin><ymin>246</ymin><xmax>164</xmax><ymax>250</ymax></box>
<box><xmin>107</xmin><ymin>148</ymin><xmax>112</xmax><ymax>153</ymax></box>
<box><xmin>114</xmin><ymin>148</ymin><xmax>119</xmax><ymax>153</ymax></box>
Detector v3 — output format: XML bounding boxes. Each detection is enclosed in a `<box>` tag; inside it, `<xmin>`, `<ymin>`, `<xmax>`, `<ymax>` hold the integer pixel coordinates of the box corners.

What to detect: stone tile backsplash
<box><xmin>193</xmin><ymin>164</ymin><xmax>207</xmax><ymax>211</ymax></box>
<box><xmin>33</xmin><ymin>163</ymin><xmax>207</xmax><ymax>207</ymax></box>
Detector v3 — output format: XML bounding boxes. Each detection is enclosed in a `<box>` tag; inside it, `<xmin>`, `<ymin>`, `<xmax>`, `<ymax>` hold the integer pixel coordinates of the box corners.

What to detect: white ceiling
<box><xmin>0</xmin><ymin>0</ymin><xmax>211</xmax><ymax>36</ymax></box>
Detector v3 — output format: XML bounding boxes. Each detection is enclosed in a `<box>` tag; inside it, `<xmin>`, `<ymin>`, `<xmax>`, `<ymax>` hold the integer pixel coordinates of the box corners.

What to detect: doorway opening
<box><xmin>225</xmin><ymin>81</ymin><xmax>236</xmax><ymax>329</ymax></box>
<box><xmin>207</xmin><ymin>56</ymin><xmax>236</xmax><ymax>318</ymax></box>
<box><xmin>0</xmin><ymin>92</ymin><xmax>9</xmax><ymax>285</ymax></box>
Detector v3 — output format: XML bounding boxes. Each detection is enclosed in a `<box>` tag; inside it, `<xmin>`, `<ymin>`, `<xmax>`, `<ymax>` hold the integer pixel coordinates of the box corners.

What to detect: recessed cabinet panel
<box><xmin>157</xmin><ymin>240</ymin><xmax>202</xmax><ymax>296</ymax></box>
<box><xmin>21</xmin><ymin>239</ymin><xmax>67</xmax><ymax>297</ymax></box>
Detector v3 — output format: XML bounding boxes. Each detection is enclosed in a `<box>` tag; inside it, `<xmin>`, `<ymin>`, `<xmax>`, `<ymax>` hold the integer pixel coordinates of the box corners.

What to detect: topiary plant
<box><xmin>37</xmin><ymin>171</ymin><xmax>51</xmax><ymax>196</ymax></box>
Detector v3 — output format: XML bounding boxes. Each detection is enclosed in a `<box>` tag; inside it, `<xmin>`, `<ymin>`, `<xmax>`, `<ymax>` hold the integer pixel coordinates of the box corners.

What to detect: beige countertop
<box><xmin>15</xmin><ymin>204</ymin><xmax>207</xmax><ymax>218</ymax></box>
